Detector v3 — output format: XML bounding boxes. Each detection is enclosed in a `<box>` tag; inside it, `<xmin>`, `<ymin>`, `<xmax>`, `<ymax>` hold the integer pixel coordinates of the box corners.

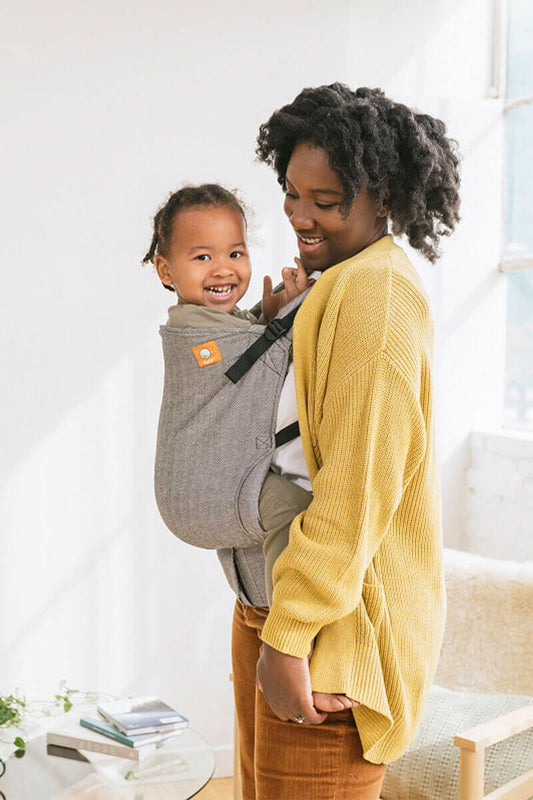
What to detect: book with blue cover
<box><xmin>80</xmin><ymin>715</ymin><xmax>184</xmax><ymax>747</ymax></box>
<box><xmin>96</xmin><ymin>696</ymin><xmax>189</xmax><ymax>736</ymax></box>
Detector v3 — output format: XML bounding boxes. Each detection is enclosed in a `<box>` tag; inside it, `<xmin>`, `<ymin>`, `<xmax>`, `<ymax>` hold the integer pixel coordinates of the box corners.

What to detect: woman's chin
<box><xmin>298</xmin><ymin>244</ymin><xmax>336</xmax><ymax>273</ymax></box>
<box><xmin>300</xmin><ymin>254</ymin><xmax>333</xmax><ymax>273</ymax></box>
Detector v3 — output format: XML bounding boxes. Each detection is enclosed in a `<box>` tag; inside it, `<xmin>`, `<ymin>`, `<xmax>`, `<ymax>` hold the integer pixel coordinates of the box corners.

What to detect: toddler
<box><xmin>144</xmin><ymin>183</ymin><xmax>358</xmax><ymax>714</ymax></box>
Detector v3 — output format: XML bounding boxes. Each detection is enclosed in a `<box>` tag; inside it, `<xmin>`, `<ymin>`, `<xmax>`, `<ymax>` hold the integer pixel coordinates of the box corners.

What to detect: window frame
<box><xmin>498</xmin><ymin>0</ymin><xmax>533</xmax><ymax>273</ymax></box>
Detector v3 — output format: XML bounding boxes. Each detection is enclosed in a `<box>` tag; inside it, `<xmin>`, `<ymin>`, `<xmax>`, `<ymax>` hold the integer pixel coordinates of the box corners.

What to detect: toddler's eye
<box><xmin>230</xmin><ymin>250</ymin><xmax>245</xmax><ymax>259</ymax></box>
<box><xmin>195</xmin><ymin>254</ymin><xmax>210</xmax><ymax>261</ymax></box>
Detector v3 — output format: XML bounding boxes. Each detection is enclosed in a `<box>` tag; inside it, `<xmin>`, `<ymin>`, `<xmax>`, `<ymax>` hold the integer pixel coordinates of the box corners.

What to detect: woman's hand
<box><xmin>262</xmin><ymin>258</ymin><xmax>315</xmax><ymax>322</ymax></box>
<box><xmin>256</xmin><ymin>642</ymin><xmax>327</xmax><ymax>725</ymax></box>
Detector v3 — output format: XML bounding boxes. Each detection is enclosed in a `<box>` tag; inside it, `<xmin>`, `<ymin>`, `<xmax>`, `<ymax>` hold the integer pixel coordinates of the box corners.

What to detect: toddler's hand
<box><xmin>262</xmin><ymin>257</ymin><xmax>315</xmax><ymax>322</ymax></box>
<box><xmin>282</xmin><ymin>257</ymin><xmax>315</xmax><ymax>301</ymax></box>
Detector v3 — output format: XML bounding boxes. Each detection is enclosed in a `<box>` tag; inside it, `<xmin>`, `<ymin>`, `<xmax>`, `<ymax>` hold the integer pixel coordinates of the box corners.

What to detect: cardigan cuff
<box><xmin>259</xmin><ymin>608</ymin><xmax>321</xmax><ymax>658</ymax></box>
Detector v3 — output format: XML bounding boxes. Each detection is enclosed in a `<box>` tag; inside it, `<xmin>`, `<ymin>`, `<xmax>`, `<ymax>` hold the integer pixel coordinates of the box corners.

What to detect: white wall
<box><xmin>1</xmin><ymin>0</ymin><xmax>509</xmax><ymax>776</ymax></box>
<box><xmin>466</xmin><ymin>430</ymin><xmax>533</xmax><ymax>560</ymax></box>
<box><xmin>0</xmin><ymin>0</ymin><xmax>352</xmax><ymax>775</ymax></box>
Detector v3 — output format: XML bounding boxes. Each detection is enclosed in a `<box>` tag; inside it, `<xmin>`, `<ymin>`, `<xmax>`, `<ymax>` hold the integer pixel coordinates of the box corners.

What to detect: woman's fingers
<box><xmin>312</xmin><ymin>692</ymin><xmax>359</xmax><ymax>713</ymax></box>
<box><xmin>300</xmin><ymin>704</ymin><xmax>328</xmax><ymax>725</ymax></box>
<box><xmin>267</xmin><ymin>699</ymin><xmax>327</xmax><ymax>725</ymax></box>
<box><xmin>257</xmin><ymin>643</ymin><xmax>327</xmax><ymax>725</ymax></box>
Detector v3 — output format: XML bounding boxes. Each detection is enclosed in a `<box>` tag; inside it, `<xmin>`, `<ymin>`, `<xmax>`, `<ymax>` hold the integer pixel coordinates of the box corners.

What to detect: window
<box><xmin>502</xmin><ymin>0</ymin><xmax>533</xmax><ymax>430</ymax></box>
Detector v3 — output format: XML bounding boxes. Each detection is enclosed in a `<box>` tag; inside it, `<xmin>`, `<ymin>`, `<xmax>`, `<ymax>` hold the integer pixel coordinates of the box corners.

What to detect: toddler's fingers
<box><xmin>282</xmin><ymin>267</ymin><xmax>298</xmax><ymax>283</ymax></box>
<box><xmin>294</xmin><ymin>257</ymin><xmax>315</xmax><ymax>289</ymax></box>
<box><xmin>263</xmin><ymin>274</ymin><xmax>273</xmax><ymax>296</ymax></box>
<box><xmin>282</xmin><ymin>267</ymin><xmax>301</xmax><ymax>300</ymax></box>
<box><xmin>294</xmin><ymin>256</ymin><xmax>308</xmax><ymax>276</ymax></box>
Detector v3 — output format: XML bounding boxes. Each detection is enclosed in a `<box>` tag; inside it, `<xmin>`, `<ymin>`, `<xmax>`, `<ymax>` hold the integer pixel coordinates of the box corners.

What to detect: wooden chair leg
<box><xmin>230</xmin><ymin>673</ymin><xmax>243</xmax><ymax>800</ymax></box>
<box><xmin>458</xmin><ymin>747</ymin><xmax>485</xmax><ymax>800</ymax></box>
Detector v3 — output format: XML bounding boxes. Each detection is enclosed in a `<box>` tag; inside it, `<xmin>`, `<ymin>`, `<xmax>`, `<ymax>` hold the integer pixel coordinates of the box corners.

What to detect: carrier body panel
<box><xmin>154</xmin><ymin>290</ymin><xmax>311</xmax><ymax>606</ymax></box>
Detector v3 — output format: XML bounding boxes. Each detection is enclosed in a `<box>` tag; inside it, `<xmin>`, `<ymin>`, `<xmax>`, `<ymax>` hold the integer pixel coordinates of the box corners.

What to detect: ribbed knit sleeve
<box><xmin>260</xmin><ymin>287</ymin><xmax>429</xmax><ymax>658</ymax></box>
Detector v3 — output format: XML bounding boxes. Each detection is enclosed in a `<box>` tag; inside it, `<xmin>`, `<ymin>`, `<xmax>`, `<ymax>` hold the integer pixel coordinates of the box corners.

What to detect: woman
<box><xmin>232</xmin><ymin>84</ymin><xmax>460</xmax><ymax>799</ymax></box>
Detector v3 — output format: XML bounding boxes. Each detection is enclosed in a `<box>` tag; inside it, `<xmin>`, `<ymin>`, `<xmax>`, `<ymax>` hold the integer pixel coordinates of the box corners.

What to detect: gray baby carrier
<box><xmin>154</xmin><ymin>288</ymin><xmax>311</xmax><ymax>606</ymax></box>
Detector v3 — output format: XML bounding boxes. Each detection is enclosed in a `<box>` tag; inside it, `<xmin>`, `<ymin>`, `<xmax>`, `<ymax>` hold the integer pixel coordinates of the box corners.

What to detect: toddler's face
<box><xmin>155</xmin><ymin>205</ymin><xmax>251</xmax><ymax>312</ymax></box>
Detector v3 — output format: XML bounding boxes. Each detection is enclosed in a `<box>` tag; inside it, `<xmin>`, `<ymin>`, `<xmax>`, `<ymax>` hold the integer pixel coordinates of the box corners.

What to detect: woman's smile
<box><xmin>295</xmin><ymin>232</ymin><xmax>327</xmax><ymax>255</ymax></box>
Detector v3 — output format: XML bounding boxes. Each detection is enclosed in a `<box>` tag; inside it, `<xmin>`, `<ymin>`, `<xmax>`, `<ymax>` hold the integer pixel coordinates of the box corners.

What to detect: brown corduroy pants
<box><xmin>231</xmin><ymin>599</ymin><xmax>387</xmax><ymax>800</ymax></box>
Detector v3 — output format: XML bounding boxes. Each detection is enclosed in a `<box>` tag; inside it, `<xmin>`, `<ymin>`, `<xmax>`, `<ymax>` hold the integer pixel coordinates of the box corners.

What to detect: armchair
<box><xmin>232</xmin><ymin>548</ymin><xmax>533</xmax><ymax>799</ymax></box>
<box><xmin>381</xmin><ymin>547</ymin><xmax>533</xmax><ymax>799</ymax></box>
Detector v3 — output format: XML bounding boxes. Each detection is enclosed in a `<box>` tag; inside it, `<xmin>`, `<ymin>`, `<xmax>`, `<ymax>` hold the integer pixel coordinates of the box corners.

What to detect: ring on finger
<box><xmin>291</xmin><ymin>714</ymin><xmax>305</xmax><ymax>724</ymax></box>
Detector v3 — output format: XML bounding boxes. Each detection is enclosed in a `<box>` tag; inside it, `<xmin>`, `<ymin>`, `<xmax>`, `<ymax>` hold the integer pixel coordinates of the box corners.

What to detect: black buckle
<box><xmin>264</xmin><ymin>318</ymin><xmax>286</xmax><ymax>341</ymax></box>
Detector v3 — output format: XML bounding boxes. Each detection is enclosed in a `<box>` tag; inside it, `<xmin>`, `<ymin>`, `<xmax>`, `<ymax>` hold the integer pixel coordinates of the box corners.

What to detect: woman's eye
<box><xmin>316</xmin><ymin>202</ymin><xmax>338</xmax><ymax>210</ymax></box>
<box><xmin>284</xmin><ymin>192</ymin><xmax>298</xmax><ymax>200</ymax></box>
<box><xmin>195</xmin><ymin>254</ymin><xmax>210</xmax><ymax>261</ymax></box>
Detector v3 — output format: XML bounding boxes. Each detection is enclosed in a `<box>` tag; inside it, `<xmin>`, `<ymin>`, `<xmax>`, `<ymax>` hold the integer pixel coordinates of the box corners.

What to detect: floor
<box><xmin>196</xmin><ymin>777</ymin><xmax>234</xmax><ymax>799</ymax></box>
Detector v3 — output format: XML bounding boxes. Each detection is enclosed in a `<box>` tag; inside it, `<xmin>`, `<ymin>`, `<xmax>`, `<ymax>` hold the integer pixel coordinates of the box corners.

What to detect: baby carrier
<box><xmin>154</xmin><ymin>287</ymin><xmax>312</xmax><ymax>606</ymax></box>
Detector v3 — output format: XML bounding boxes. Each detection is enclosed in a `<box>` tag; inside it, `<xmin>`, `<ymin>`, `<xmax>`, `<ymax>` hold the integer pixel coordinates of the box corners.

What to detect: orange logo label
<box><xmin>192</xmin><ymin>340</ymin><xmax>222</xmax><ymax>367</ymax></box>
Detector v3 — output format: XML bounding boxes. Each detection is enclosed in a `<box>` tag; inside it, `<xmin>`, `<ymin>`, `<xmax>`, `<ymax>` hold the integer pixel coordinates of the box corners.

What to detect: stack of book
<box><xmin>47</xmin><ymin>696</ymin><xmax>189</xmax><ymax>762</ymax></box>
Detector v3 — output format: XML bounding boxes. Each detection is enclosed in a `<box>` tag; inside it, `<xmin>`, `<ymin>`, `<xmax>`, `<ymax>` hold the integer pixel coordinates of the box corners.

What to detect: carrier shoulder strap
<box><xmin>224</xmin><ymin>304</ymin><xmax>300</xmax><ymax>384</ymax></box>
<box><xmin>225</xmin><ymin>304</ymin><xmax>301</xmax><ymax>448</ymax></box>
<box><xmin>274</xmin><ymin>421</ymin><xmax>300</xmax><ymax>447</ymax></box>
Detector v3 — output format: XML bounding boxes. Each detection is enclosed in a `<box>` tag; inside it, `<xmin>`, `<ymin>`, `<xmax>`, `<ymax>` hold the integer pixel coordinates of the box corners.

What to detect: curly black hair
<box><xmin>143</xmin><ymin>183</ymin><xmax>247</xmax><ymax>292</ymax></box>
<box><xmin>256</xmin><ymin>83</ymin><xmax>461</xmax><ymax>262</ymax></box>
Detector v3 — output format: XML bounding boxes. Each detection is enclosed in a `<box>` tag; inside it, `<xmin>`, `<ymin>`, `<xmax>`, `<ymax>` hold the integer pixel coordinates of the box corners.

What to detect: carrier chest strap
<box><xmin>224</xmin><ymin>306</ymin><xmax>299</xmax><ymax>384</ymax></box>
<box><xmin>274</xmin><ymin>421</ymin><xmax>300</xmax><ymax>447</ymax></box>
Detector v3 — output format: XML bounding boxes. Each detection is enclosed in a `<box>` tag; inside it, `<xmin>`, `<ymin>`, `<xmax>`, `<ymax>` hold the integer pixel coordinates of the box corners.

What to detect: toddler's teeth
<box><xmin>205</xmin><ymin>284</ymin><xmax>235</xmax><ymax>298</ymax></box>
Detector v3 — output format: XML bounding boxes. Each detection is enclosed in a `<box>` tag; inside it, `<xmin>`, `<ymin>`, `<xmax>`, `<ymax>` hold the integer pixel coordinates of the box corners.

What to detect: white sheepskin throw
<box><xmin>435</xmin><ymin>547</ymin><xmax>533</xmax><ymax>695</ymax></box>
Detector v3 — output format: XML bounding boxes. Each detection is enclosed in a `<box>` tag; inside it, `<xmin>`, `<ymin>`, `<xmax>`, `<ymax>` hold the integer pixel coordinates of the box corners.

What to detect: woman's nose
<box><xmin>289</xmin><ymin>202</ymin><xmax>315</xmax><ymax>231</ymax></box>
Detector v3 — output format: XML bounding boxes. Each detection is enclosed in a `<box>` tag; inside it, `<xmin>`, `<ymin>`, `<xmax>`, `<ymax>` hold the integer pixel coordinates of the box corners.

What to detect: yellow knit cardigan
<box><xmin>260</xmin><ymin>234</ymin><xmax>447</xmax><ymax>765</ymax></box>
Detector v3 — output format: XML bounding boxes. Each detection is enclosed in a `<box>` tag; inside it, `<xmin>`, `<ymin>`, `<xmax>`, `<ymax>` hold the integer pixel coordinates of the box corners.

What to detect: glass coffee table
<box><xmin>0</xmin><ymin>726</ymin><xmax>215</xmax><ymax>799</ymax></box>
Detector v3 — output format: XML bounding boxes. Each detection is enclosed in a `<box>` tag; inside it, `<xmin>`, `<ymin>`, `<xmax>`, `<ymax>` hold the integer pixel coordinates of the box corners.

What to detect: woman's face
<box><xmin>283</xmin><ymin>141</ymin><xmax>388</xmax><ymax>272</ymax></box>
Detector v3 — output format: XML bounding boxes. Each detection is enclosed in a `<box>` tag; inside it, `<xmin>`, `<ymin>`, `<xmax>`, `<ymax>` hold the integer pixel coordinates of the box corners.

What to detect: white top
<box><xmin>272</xmin><ymin>271</ymin><xmax>322</xmax><ymax>493</ymax></box>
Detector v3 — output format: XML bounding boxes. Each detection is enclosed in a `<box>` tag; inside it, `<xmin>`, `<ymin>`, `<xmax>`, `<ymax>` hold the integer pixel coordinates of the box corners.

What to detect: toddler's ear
<box><xmin>154</xmin><ymin>255</ymin><xmax>173</xmax><ymax>287</ymax></box>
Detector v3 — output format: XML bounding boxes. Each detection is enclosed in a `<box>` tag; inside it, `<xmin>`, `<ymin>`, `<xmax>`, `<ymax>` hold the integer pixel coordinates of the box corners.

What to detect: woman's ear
<box><xmin>377</xmin><ymin>189</ymin><xmax>390</xmax><ymax>217</ymax></box>
<box><xmin>154</xmin><ymin>255</ymin><xmax>173</xmax><ymax>288</ymax></box>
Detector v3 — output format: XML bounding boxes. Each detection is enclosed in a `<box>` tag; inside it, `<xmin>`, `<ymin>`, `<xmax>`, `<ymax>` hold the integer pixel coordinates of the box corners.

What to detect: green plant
<box><xmin>0</xmin><ymin>681</ymin><xmax>102</xmax><ymax>751</ymax></box>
